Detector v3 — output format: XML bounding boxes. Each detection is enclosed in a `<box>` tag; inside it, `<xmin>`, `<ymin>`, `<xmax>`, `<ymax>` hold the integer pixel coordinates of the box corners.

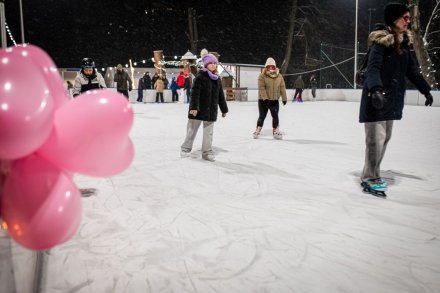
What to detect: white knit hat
<box><xmin>265</xmin><ymin>57</ymin><xmax>276</xmax><ymax>67</ymax></box>
<box><xmin>200</xmin><ymin>48</ymin><xmax>209</xmax><ymax>58</ymax></box>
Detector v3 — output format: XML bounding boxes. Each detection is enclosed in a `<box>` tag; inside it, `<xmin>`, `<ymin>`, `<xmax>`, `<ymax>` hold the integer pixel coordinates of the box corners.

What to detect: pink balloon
<box><xmin>21</xmin><ymin>45</ymin><xmax>70</xmax><ymax>109</ymax></box>
<box><xmin>0</xmin><ymin>46</ymin><xmax>55</xmax><ymax>160</ymax></box>
<box><xmin>1</xmin><ymin>155</ymin><xmax>81</xmax><ymax>250</ymax></box>
<box><xmin>38</xmin><ymin>89</ymin><xmax>134</xmax><ymax>176</ymax></box>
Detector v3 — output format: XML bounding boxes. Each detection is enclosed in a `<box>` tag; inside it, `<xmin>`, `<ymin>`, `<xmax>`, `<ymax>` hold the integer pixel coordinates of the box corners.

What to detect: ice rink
<box><xmin>32</xmin><ymin>101</ymin><xmax>440</xmax><ymax>292</ymax></box>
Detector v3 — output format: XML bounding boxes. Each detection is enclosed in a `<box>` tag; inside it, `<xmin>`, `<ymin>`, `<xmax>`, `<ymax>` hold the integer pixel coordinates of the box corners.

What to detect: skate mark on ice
<box><xmin>288</xmin><ymin>139</ymin><xmax>346</xmax><ymax>145</ymax></box>
<box><xmin>80</xmin><ymin>188</ymin><xmax>97</xmax><ymax>197</ymax></box>
<box><xmin>213</xmin><ymin>161</ymin><xmax>298</xmax><ymax>178</ymax></box>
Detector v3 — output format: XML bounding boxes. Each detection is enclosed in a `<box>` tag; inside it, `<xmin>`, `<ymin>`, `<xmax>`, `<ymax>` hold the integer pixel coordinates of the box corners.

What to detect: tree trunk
<box><xmin>188</xmin><ymin>8</ymin><xmax>198</xmax><ymax>54</ymax></box>
<box><xmin>409</xmin><ymin>3</ymin><xmax>436</xmax><ymax>88</ymax></box>
<box><xmin>280</xmin><ymin>0</ymin><xmax>298</xmax><ymax>74</ymax></box>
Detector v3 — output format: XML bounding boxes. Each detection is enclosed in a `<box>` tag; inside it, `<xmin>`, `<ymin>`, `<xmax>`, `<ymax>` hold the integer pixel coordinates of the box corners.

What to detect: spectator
<box><xmin>113</xmin><ymin>64</ymin><xmax>132</xmax><ymax>99</ymax></box>
<box><xmin>184</xmin><ymin>73</ymin><xmax>191</xmax><ymax>103</ymax></box>
<box><xmin>310</xmin><ymin>74</ymin><xmax>317</xmax><ymax>99</ymax></box>
<box><xmin>137</xmin><ymin>72</ymin><xmax>150</xmax><ymax>103</ymax></box>
<box><xmin>154</xmin><ymin>75</ymin><xmax>165</xmax><ymax>103</ymax></box>
<box><xmin>170</xmin><ymin>76</ymin><xmax>179</xmax><ymax>102</ymax></box>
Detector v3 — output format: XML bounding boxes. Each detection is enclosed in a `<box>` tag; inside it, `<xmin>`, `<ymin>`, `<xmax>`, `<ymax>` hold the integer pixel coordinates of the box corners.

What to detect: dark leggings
<box><xmin>294</xmin><ymin>88</ymin><xmax>303</xmax><ymax>100</ymax></box>
<box><xmin>257</xmin><ymin>99</ymin><xmax>280</xmax><ymax>129</ymax></box>
<box><xmin>172</xmin><ymin>91</ymin><xmax>179</xmax><ymax>102</ymax></box>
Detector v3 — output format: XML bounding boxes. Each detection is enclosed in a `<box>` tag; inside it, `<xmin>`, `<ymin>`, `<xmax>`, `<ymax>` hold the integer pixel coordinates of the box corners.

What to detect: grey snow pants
<box><xmin>361</xmin><ymin>120</ymin><xmax>394</xmax><ymax>182</ymax></box>
<box><xmin>181</xmin><ymin>119</ymin><xmax>214</xmax><ymax>155</ymax></box>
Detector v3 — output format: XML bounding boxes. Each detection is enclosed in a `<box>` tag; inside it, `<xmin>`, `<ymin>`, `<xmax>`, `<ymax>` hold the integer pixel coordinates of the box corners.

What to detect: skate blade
<box><xmin>362</xmin><ymin>188</ymin><xmax>387</xmax><ymax>198</ymax></box>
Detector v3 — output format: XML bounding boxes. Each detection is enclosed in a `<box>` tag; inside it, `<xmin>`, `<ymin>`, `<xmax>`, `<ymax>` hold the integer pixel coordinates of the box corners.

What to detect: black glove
<box><xmin>129</xmin><ymin>87</ymin><xmax>132</xmax><ymax>92</ymax></box>
<box><xmin>425</xmin><ymin>93</ymin><xmax>433</xmax><ymax>106</ymax></box>
<box><xmin>371</xmin><ymin>89</ymin><xmax>384</xmax><ymax>109</ymax></box>
<box><xmin>282</xmin><ymin>101</ymin><xmax>287</xmax><ymax>106</ymax></box>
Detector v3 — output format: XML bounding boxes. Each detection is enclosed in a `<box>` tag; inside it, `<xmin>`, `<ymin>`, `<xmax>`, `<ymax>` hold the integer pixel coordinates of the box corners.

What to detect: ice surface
<box><xmin>44</xmin><ymin>101</ymin><xmax>440</xmax><ymax>293</ymax></box>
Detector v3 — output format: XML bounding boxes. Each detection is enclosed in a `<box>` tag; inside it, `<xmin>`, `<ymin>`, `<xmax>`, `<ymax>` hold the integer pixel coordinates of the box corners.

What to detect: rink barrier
<box><xmin>122</xmin><ymin>88</ymin><xmax>439</xmax><ymax>107</ymax></box>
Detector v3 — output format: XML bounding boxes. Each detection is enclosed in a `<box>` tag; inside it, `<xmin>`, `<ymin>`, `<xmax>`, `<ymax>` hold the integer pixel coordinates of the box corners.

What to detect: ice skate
<box><xmin>180</xmin><ymin>150</ymin><xmax>191</xmax><ymax>158</ymax></box>
<box><xmin>273</xmin><ymin>127</ymin><xmax>283</xmax><ymax>140</ymax></box>
<box><xmin>360</xmin><ymin>181</ymin><xmax>387</xmax><ymax>198</ymax></box>
<box><xmin>253</xmin><ymin>126</ymin><xmax>262</xmax><ymax>139</ymax></box>
<box><xmin>202</xmin><ymin>153</ymin><xmax>216</xmax><ymax>162</ymax></box>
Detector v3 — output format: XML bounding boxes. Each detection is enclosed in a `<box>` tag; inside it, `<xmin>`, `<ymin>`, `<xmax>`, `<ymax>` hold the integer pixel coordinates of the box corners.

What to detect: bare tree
<box><xmin>187</xmin><ymin>8</ymin><xmax>198</xmax><ymax>54</ymax></box>
<box><xmin>409</xmin><ymin>1</ymin><xmax>437</xmax><ymax>88</ymax></box>
<box><xmin>280</xmin><ymin>0</ymin><xmax>298</xmax><ymax>74</ymax></box>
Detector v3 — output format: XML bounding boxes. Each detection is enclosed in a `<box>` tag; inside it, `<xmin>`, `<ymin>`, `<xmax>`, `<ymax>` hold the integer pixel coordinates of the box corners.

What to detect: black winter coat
<box><xmin>359</xmin><ymin>29</ymin><xmax>431</xmax><ymax>123</ymax></box>
<box><xmin>189</xmin><ymin>70</ymin><xmax>228</xmax><ymax>121</ymax></box>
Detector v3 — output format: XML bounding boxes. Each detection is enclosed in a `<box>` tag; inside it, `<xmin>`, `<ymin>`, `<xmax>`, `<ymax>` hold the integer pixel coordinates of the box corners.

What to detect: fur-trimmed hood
<box><xmin>368</xmin><ymin>28</ymin><xmax>413</xmax><ymax>47</ymax></box>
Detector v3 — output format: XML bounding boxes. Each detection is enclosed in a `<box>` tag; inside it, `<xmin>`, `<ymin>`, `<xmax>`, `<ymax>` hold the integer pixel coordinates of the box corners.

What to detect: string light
<box><xmin>5</xmin><ymin>22</ymin><xmax>17</xmax><ymax>46</ymax></box>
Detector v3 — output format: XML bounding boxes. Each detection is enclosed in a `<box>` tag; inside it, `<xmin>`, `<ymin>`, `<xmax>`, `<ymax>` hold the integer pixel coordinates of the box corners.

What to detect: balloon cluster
<box><xmin>0</xmin><ymin>45</ymin><xmax>134</xmax><ymax>250</ymax></box>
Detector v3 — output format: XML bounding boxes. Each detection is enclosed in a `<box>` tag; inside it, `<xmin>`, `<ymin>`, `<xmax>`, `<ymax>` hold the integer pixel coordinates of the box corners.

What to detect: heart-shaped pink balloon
<box><xmin>38</xmin><ymin>89</ymin><xmax>134</xmax><ymax>176</ymax></box>
<box><xmin>0</xmin><ymin>46</ymin><xmax>56</xmax><ymax>160</ymax></box>
<box><xmin>22</xmin><ymin>44</ymin><xmax>70</xmax><ymax>109</ymax></box>
<box><xmin>1</xmin><ymin>155</ymin><xmax>82</xmax><ymax>250</ymax></box>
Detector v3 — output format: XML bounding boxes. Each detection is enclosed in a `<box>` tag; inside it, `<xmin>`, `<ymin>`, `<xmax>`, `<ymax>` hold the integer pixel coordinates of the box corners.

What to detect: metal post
<box><xmin>19</xmin><ymin>0</ymin><xmax>25</xmax><ymax>43</ymax></box>
<box><xmin>0</xmin><ymin>0</ymin><xmax>6</xmax><ymax>48</ymax></box>
<box><xmin>319</xmin><ymin>42</ymin><xmax>323</xmax><ymax>88</ymax></box>
<box><xmin>354</xmin><ymin>0</ymin><xmax>359</xmax><ymax>89</ymax></box>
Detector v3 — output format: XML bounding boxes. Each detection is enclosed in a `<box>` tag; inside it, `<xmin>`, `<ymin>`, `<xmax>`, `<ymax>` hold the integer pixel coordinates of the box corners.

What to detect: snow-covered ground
<box><xmin>41</xmin><ymin>101</ymin><xmax>440</xmax><ymax>292</ymax></box>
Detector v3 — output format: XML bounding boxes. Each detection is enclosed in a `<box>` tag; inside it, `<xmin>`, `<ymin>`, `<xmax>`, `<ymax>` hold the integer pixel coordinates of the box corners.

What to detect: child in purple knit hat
<box><xmin>180</xmin><ymin>49</ymin><xmax>228</xmax><ymax>162</ymax></box>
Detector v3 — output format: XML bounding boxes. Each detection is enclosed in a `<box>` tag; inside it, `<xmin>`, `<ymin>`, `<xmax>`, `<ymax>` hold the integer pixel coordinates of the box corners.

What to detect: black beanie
<box><xmin>384</xmin><ymin>3</ymin><xmax>410</xmax><ymax>26</ymax></box>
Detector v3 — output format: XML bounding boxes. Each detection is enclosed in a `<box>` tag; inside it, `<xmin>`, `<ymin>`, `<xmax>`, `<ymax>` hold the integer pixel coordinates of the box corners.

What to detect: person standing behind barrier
<box><xmin>253</xmin><ymin>57</ymin><xmax>287</xmax><ymax>140</ymax></box>
<box><xmin>293</xmin><ymin>75</ymin><xmax>304</xmax><ymax>102</ymax></box>
<box><xmin>310</xmin><ymin>74</ymin><xmax>317</xmax><ymax>99</ymax></box>
<box><xmin>137</xmin><ymin>72</ymin><xmax>149</xmax><ymax>103</ymax></box>
<box><xmin>359</xmin><ymin>3</ymin><xmax>433</xmax><ymax>194</ymax></box>
<box><xmin>184</xmin><ymin>73</ymin><xmax>191</xmax><ymax>103</ymax></box>
<box><xmin>180</xmin><ymin>52</ymin><xmax>228</xmax><ymax>162</ymax></box>
<box><xmin>72</xmin><ymin>58</ymin><xmax>106</xmax><ymax>97</ymax></box>
<box><xmin>113</xmin><ymin>64</ymin><xmax>132</xmax><ymax>99</ymax></box>
<box><xmin>151</xmin><ymin>72</ymin><xmax>159</xmax><ymax>88</ymax></box>
<box><xmin>144</xmin><ymin>72</ymin><xmax>152</xmax><ymax>89</ymax></box>
<box><xmin>176</xmin><ymin>71</ymin><xmax>186</xmax><ymax>102</ymax></box>
<box><xmin>170</xmin><ymin>76</ymin><xmax>179</xmax><ymax>102</ymax></box>
<box><xmin>154</xmin><ymin>75</ymin><xmax>165</xmax><ymax>103</ymax></box>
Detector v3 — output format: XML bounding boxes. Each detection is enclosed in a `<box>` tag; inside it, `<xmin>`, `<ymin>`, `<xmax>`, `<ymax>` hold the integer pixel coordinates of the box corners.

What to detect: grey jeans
<box><xmin>361</xmin><ymin>121</ymin><xmax>394</xmax><ymax>182</ymax></box>
<box><xmin>181</xmin><ymin>119</ymin><xmax>214</xmax><ymax>155</ymax></box>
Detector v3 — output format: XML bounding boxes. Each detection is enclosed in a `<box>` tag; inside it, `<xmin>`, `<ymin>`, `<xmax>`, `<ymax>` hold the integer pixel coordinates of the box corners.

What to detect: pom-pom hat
<box><xmin>202</xmin><ymin>53</ymin><xmax>218</xmax><ymax>67</ymax></box>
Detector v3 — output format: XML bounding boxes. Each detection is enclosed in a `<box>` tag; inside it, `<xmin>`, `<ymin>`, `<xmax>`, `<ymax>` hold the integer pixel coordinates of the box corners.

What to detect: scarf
<box><xmin>202</xmin><ymin>68</ymin><xmax>219</xmax><ymax>80</ymax></box>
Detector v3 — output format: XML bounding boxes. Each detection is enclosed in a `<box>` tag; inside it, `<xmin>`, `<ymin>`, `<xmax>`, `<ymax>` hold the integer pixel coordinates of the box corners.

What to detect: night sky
<box><xmin>3</xmin><ymin>0</ymin><xmax>438</xmax><ymax>87</ymax></box>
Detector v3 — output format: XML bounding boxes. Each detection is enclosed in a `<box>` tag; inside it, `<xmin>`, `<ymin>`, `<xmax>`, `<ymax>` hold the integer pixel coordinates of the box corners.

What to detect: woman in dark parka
<box><xmin>359</xmin><ymin>3</ymin><xmax>433</xmax><ymax>191</ymax></box>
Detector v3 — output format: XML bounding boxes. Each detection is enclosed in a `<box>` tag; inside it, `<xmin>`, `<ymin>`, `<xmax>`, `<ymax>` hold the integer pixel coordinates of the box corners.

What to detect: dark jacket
<box><xmin>113</xmin><ymin>70</ymin><xmax>132</xmax><ymax>91</ymax></box>
<box><xmin>310</xmin><ymin>77</ymin><xmax>317</xmax><ymax>88</ymax></box>
<box><xmin>189</xmin><ymin>70</ymin><xmax>228</xmax><ymax>122</ymax></box>
<box><xmin>139</xmin><ymin>74</ymin><xmax>151</xmax><ymax>89</ymax></box>
<box><xmin>359</xmin><ymin>29</ymin><xmax>431</xmax><ymax>123</ymax></box>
